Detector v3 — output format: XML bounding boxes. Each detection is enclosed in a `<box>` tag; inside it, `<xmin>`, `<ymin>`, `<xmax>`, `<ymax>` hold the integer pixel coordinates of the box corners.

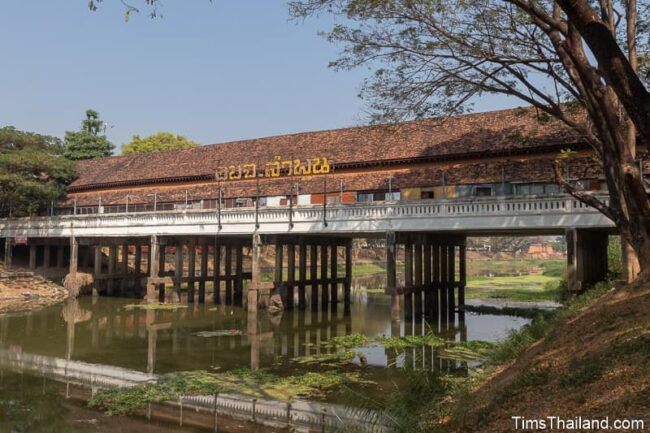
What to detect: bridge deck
<box><xmin>0</xmin><ymin>194</ymin><xmax>615</xmax><ymax>239</ymax></box>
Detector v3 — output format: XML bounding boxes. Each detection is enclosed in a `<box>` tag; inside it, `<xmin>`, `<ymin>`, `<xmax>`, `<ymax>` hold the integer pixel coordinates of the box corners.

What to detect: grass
<box><xmin>372</xmin><ymin>280</ymin><xmax>617</xmax><ymax>433</ymax></box>
<box><xmin>465</xmin><ymin>259</ymin><xmax>566</xmax><ymax>302</ymax></box>
<box><xmin>466</xmin><ymin>275</ymin><xmax>562</xmax><ymax>302</ymax></box>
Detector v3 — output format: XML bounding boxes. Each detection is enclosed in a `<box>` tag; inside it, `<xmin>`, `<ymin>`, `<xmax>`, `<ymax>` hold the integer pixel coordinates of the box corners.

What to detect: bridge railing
<box><xmin>0</xmin><ymin>193</ymin><xmax>612</xmax><ymax>235</ymax></box>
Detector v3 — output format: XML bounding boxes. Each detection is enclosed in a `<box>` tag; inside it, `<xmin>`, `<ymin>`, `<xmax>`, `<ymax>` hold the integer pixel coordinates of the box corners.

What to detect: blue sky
<box><xmin>0</xmin><ymin>1</ymin><xmax>518</xmax><ymax>152</ymax></box>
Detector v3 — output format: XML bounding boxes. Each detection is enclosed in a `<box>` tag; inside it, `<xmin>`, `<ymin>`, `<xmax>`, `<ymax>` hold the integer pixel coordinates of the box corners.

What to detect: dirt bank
<box><xmin>447</xmin><ymin>282</ymin><xmax>650</xmax><ymax>432</ymax></box>
<box><xmin>0</xmin><ymin>262</ymin><xmax>68</xmax><ymax>314</ymax></box>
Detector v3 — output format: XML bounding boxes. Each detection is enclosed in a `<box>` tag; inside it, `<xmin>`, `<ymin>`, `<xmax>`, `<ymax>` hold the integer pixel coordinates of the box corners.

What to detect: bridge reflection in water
<box><xmin>0</xmin><ymin>290</ymin><xmax>528</xmax><ymax>431</ymax></box>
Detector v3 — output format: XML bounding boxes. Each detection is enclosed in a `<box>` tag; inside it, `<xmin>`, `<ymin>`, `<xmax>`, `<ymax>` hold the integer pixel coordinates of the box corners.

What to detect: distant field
<box><xmin>466</xmin><ymin>258</ymin><xmax>566</xmax><ymax>302</ymax></box>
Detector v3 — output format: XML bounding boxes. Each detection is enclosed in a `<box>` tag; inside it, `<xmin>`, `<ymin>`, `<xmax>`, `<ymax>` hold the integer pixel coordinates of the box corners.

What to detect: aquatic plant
<box><xmin>325</xmin><ymin>333</ymin><xmax>370</xmax><ymax>349</ymax></box>
<box><xmin>292</xmin><ymin>350</ymin><xmax>358</xmax><ymax>366</ymax></box>
<box><xmin>89</xmin><ymin>368</ymin><xmax>375</xmax><ymax>415</ymax></box>
<box><xmin>123</xmin><ymin>303</ymin><xmax>187</xmax><ymax>311</ymax></box>
<box><xmin>377</xmin><ymin>334</ymin><xmax>446</xmax><ymax>351</ymax></box>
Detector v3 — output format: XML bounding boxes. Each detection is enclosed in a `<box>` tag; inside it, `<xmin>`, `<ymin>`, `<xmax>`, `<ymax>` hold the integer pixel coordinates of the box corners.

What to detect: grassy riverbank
<box><xmin>385</xmin><ymin>281</ymin><xmax>650</xmax><ymax>432</ymax></box>
<box><xmin>465</xmin><ymin>258</ymin><xmax>565</xmax><ymax>302</ymax></box>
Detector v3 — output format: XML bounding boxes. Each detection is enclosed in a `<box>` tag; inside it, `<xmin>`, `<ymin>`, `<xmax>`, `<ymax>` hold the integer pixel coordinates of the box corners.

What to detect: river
<box><xmin>0</xmin><ymin>274</ymin><xmax>530</xmax><ymax>432</ymax></box>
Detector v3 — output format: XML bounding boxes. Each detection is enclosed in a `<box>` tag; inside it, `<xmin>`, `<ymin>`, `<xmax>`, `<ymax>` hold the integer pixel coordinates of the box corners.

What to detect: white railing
<box><xmin>0</xmin><ymin>194</ymin><xmax>615</xmax><ymax>238</ymax></box>
<box><xmin>0</xmin><ymin>348</ymin><xmax>391</xmax><ymax>432</ymax></box>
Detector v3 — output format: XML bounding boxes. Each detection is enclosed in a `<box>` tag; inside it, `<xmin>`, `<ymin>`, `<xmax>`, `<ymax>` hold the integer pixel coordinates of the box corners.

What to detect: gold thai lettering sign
<box><xmin>216</xmin><ymin>156</ymin><xmax>331</xmax><ymax>181</ymax></box>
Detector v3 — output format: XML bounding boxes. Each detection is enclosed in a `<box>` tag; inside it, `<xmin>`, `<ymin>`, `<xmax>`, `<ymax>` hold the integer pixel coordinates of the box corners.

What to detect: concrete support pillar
<box><xmin>298</xmin><ymin>240</ymin><xmax>307</xmax><ymax>309</ymax></box>
<box><xmin>344</xmin><ymin>239</ymin><xmax>352</xmax><ymax>307</ymax></box>
<box><xmin>146</xmin><ymin>236</ymin><xmax>160</xmax><ymax>301</ymax></box>
<box><xmin>187</xmin><ymin>238</ymin><xmax>196</xmax><ymax>303</ymax></box>
<box><xmin>107</xmin><ymin>245</ymin><xmax>116</xmax><ymax>296</ymax></box>
<box><xmin>235</xmin><ymin>241</ymin><xmax>244</xmax><ymax>305</ymax></box>
<box><xmin>57</xmin><ymin>244</ymin><xmax>64</xmax><ymax>268</ymax></box>
<box><xmin>94</xmin><ymin>245</ymin><xmax>102</xmax><ymax>297</ymax></box>
<box><xmin>4</xmin><ymin>238</ymin><xmax>13</xmax><ymax>269</ymax></box>
<box><xmin>274</xmin><ymin>241</ymin><xmax>283</xmax><ymax>291</ymax></box>
<box><xmin>69</xmin><ymin>237</ymin><xmax>78</xmax><ymax>275</ymax></box>
<box><xmin>43</xmin><ymin>245</ymin><xmax>51</xmax><ymax>269</ymax></box>
<box><xmin>432</xmin><ymin>244</ymin><xmax>440</xmax><ymax>321</ymax></box>
<box><xmin>414</xmin><ymin>243</ymin><xmax>423</xmax><ymax>318</ymax></box>
<box><xmin>458</xmin><ymin>241</ymin><xmax>466</xmax><ymax>307</ymax></box>
<box><xmin>320</xmin><ymin>243</ymin><xmax>329</xmax><ymax>308</ymax></box>
<box><xmin>310</xmin><ymin>244</ymin><xmax>318</xmax><ymax>310</ymax></box>
<box><xmin>134</xmin><ymin>243</ymin><xmax>142</xmax><ymax>275</ymax></box>
<box><xmin>567</xmin><ymin>229</ymin><xmax>608</xmax><ymax>292</ymax></box>
<box><xmin>199</xmin><ymin>240</ymin><xmax>208</xmax><ymax>304</ymax></box>
<box><xmin>286</xmin><ymin>243</ymin><xmax>295</xmax><ymax>309</ymax></box>
<box><xmin>213</xmin><ymin>242</ymin><xmax>221</xmax><ymax>304</ymax></box>
<box><xmin>330</xmin><ymin>242</ymin><xmax>338</xmax><ymax>306</ymax></box>
<box><xmin>159</xmin><ymin>243</ymin><xmax>166</xmax><ymax>276</ymax></box>
<box><xmin>448</xmin><ymin>244</ymin><xmax>456</xmax><ymax>317</ymax></box>
<box><xmin>404</xmin><ymin>242</ymin><xmax>413</xmax><ymax>321</ymax></box>
<box><xmin>134</xmin><ymin>243</ymin><xmax>142</xmax><ymax>296</ymax></box>
<box><xmin>120</xmin><ymin>244</ymin><xmax>129</xmax><ymax>293</ymax></box>
<box><xmin>225</xmin><ymin>244</ymin><xmax>232</xmax><ymax>305</ymax></box>
<box><xmin>423</xmin><ymin>242</ymin><xmax>432</xmax><ymax>317</ymax></box>
<box><xmin>121</xmin><ymin>245</ymin><xmax>128</xmax><ymax>274</ymax></box>
<box><xmin>248</xmin><ymin>234</ymin><xmax>262</xmax><ymax>312</ymax></box>
<box><xmin>29</xmin><ymin>243</ymin><xmax>37</xmax><ymax>269</ymax></box>
<box><xmin>386</xmin><ymin>231</ymin><xmax>399</xmax><ymax>322</ymax></box>
<box><xmin>173</xmin><ymin>241</ymin><xmax>183</xmax><ymax>303</ymax></box>
<box><xmin>439</xmin><ymin>243</ymin><xmax>448</xmax><ymax>326</ymax></box>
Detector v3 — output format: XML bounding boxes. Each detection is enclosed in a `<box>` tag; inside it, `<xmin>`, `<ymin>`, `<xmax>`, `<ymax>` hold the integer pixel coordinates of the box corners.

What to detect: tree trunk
<box><xmin>556</xmin><ymin>0</ymin><xmax>650</xmax><ymax>150</ymax></box>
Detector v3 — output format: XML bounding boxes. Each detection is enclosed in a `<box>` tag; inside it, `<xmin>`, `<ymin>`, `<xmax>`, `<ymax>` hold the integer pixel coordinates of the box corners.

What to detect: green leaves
<box><xmin>0</xmin><ymin>126</ymin><xmax>77</xmax><ymax>217</ymax></box>
<box><xmin>121</xmin><ymin>132</ymin><xmax>199</xmax><ymax>155</ymax></box>
<box><xmin>63</xmin><ymin>109</ymin><xmax>115</xmax><ymax>161</ymax></box>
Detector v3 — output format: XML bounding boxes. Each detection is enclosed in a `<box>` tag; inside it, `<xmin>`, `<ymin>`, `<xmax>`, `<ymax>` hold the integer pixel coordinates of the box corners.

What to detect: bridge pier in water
<box><xmin>248</xmin><ymin>235</ymin><xmax>353</xmax><ymax>314</ymax></box>
<box><xmin>386</xmin><ymin>232</ymin><xmax>467</xmax><ymax>326</ymax></box>
<box><xmin>146</xmin><ymin>235</ymin><xmax>253</xmax><ymax>305</ymax></box>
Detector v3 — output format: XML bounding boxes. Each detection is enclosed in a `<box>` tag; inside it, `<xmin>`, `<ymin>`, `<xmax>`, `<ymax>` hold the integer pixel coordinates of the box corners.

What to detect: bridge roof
<box><xmin>70</xmin><ymin>107</ymin><xmax>583</xmax><ymax>191</ymax></box>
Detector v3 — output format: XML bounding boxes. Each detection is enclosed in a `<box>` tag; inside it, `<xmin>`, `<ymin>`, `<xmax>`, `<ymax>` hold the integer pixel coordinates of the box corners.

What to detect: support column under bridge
<box><xmin>247</xmin><ymin>235</ymin><xmax>353</xmax><ymax>314</ymax></box>
<box><xmin>386</xmin><ymin>232</ymin><xmax>466</xmax><ymax>324</ymax></box>
<box><xmin>566</xmin><ymin>228</ymin><xmax>609</xmax><ymax>292</ymax></box>
<box><xmin>146</xmin><ymin>235</ymin><xmax>252</xmax><ymax>305</ymax></box>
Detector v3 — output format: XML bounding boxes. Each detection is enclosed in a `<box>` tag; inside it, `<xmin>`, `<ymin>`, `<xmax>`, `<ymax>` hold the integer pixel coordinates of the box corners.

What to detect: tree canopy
<box><xmin>63</xmin><ymin>109</ymin><xmax>114</xmax><ymax>161</ymax></box>
<box><xmin>121</xmin><ymin>132</ymin><xmax>199</xmax><ymax>155</ymax></box>
<box><xmin>0</xmin><ymin>127</ymin><xmax>77</xmax><ymax>217</ymax></box>
<box><xmin>290</xmin><ymin>0</ymin><xmax>650</xmax><ymax>282</ymax></box>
